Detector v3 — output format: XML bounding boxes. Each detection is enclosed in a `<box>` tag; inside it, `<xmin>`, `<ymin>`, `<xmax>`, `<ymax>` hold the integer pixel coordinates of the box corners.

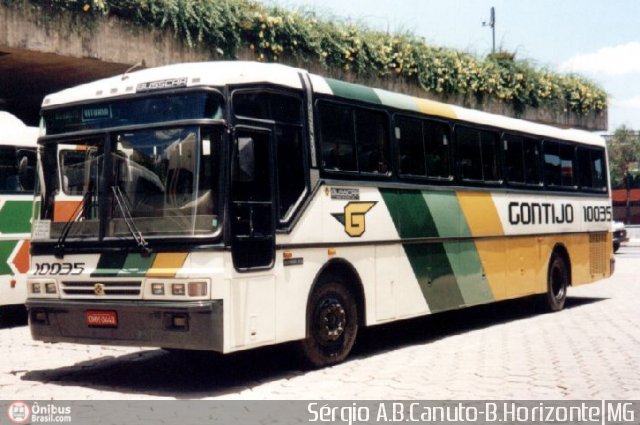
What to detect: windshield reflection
<box><xmin>38</xmin><ymin>126</ymin><xmax>220</xmax><ymax>242</ymax></box>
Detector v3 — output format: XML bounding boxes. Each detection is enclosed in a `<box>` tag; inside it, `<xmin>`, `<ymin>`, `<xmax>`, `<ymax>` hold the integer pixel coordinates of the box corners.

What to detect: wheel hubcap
<box><xmin>315</xmin><ymin>298</ymin><xmax>346</xmax><ymax>344</ymax></box>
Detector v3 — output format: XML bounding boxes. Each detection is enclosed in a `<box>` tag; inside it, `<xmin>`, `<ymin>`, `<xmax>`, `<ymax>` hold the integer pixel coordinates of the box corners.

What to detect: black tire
<box><xmin>545</xmin><ymin>254</ymin><xmax>569</xmax><ymax>312</ymax></box>
<box><xmin>300</xmin><ymin>276</ymin><xmax>358</xmax><ymax>368</ymax></box>
<box><xmin>613</xmin><ymin>242</ymin><xmax>620</xmax><ymax>253</ymax></box>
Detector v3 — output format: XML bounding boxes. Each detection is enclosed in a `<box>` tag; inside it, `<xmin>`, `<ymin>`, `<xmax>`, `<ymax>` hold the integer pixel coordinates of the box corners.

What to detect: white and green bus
<box><xmin>0</xmin><ymin>112</ymin><xmax>37</xmax><ymax>312</ymax></box>
<box><xmin>27</xmin><ymin>62</ymin><xmax>613</xmax><ymax>366</ymax></box>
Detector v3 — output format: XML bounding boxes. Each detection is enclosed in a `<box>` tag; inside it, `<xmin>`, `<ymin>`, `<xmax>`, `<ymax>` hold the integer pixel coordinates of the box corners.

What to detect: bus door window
<box><xmin>231</xmin><ymin>127</ymin><xmax>275</xmax><ymax>270</ymax></box>
<box><xmin>233</xmin><ymin>90</ymin><xmax>307</xmax><ymax>223</ymax></box>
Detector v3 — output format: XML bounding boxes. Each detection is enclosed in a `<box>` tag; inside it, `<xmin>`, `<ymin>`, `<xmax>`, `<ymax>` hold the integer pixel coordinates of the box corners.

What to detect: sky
<box><xmin>259</xmin><ymin>0</ymin><xmax>640</xmax><ymax>133</ymax></box>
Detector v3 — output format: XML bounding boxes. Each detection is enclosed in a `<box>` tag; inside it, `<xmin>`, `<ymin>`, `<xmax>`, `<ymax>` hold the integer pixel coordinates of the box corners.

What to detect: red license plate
<box><xmin>86</xmin><ymin>310</ymin><xmax>118</xmax><ymax>327</ymax></box>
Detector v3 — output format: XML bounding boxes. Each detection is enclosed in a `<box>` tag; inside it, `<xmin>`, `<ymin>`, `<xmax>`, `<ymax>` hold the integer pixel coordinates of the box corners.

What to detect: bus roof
<box><xmin>42</xmin><ymin>61</ymin><xmax>605</xmax><ymax>147</ymax></box>
<box><xmin>0</xmin><ymin>112</ymin><xmax>38</xmax><ymax>147</ymax></box>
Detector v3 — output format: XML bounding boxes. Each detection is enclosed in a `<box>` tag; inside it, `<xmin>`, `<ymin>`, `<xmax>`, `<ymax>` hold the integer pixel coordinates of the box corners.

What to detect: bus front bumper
<box><xmin>26</xmin><ymin>299</ymin><xmax>223</xmax><ymax>352</ymax></box>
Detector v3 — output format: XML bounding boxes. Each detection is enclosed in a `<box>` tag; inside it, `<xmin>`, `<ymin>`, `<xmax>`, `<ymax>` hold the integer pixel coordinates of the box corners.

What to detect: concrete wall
<box><xmin>0</xmin><ymin>3</ymin><xmax>607</xmax><ymax>130</ymax></box>
<box><xmin>0</xmin><ymin>4</ymin><xmax>215</xmax><ymax>67</ymax></box>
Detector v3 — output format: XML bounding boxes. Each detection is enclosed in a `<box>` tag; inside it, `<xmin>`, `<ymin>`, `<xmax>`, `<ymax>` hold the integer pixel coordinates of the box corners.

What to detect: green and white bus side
<box><xmin>0</xmin><ymin>112</ymin><xmax>37</xmax><ymax>311</ymax></box>
<box><xmin>27</xmin><ymin>62</ymin><xmax>612</xmax><ymax>366</ymax></box>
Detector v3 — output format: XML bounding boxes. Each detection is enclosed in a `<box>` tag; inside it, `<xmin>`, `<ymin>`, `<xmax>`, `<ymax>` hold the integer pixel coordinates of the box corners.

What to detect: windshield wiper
<box><xmin>111</xmin><ymin>185</ymin><xmax>152</xmax><ymax>257</ymax></box>
<box><xmin>55</xmin><ymin>190</ymin><xmax>93</xmax><ymax>259</ymax></box>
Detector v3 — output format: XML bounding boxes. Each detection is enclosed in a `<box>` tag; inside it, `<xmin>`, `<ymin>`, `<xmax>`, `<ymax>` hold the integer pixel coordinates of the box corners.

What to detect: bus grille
<box><xmin>589</xmin><ymin>232</ymin><xmax>608</xmax><ymax>275</ymax></box>
<box><xmin>60</xmin><ymin>281</ymin><xmax>143</xmax><ymax>299</ymax></box>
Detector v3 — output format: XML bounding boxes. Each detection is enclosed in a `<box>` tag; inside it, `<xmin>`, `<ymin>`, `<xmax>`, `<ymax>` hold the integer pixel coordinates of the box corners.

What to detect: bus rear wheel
<box><xmin>300</xmin><ymin>276</ymin><xmax>358</xmax><ymax>368</ymax></box>
<box><xmin>545</xmin><ymin>253</ymin><xmax>569</xmax><ymax>312</ymax></box>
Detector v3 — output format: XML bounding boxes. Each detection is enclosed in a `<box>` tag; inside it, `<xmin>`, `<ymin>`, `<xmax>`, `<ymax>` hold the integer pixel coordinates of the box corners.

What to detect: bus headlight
<box><xmin>145</xmin><ymin>279</ymin><xmax>209</xmax><ymax>299</ymax></box>
<box><xmin>45</xmin><ymin>282</ymin><xmax>58</xmax><ymax>294</ymax></box>
<box><xmin>28</xmin><ymin>280</ymin><xmax>58</xmax><ymax>297</ymax></box>
<box><xmin>171</xmin><ymin>283</ymin><xmax>186</xmax><ymax>296</ymax></box>
<box><xmin>151</xmin><ymin>283</ymin><xmax>165</xmax><ymax>296</ymax></box>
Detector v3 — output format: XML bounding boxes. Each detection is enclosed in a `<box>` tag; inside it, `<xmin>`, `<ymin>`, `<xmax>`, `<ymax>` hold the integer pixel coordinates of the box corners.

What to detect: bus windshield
<box><xmin>36</xmin><ymin>125</ymin><xmax>221</xmax><ymax>242</ymax></box>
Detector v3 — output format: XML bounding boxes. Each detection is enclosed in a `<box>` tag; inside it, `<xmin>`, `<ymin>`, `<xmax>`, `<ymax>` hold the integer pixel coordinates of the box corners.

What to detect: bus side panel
<box><xmin>0</xmin><ymin>197</ymin><xmax>33</xmax><ymax>308</ymax></box>
<box><xmin>272</xmin><ymin>247</ymin><xmax>325</xmax><ymax>345</ymax></box>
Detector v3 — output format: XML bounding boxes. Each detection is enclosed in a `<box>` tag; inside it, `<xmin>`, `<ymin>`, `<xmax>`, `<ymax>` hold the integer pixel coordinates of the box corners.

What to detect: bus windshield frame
<box><xmin>33</xmin><ymin>90</ymin><xmax>226</xmax><ymax>249</ymax></box>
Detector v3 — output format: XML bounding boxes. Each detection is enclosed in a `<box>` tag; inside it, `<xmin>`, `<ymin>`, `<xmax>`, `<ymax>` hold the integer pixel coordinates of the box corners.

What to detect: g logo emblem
<box><xmin>332</xmin><ymin>201</ymin><xmax>377</xmax><ymax>237</ymax></box>
<box><xmin>94</xmin><ymin>283</ymin><xmax>105</xmax><ymax>296</ymax></box>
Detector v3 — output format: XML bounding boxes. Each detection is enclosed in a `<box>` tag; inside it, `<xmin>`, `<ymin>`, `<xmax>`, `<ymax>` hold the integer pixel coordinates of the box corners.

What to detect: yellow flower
<box><xmin>83</xmin><ymin>3</ymin><xmax>90</xmax><ymax>12</ymax></box>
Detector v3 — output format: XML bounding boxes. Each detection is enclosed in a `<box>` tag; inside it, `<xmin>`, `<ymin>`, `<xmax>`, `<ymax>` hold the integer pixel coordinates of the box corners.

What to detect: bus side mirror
<box><xmin>233</xmin><ymin>136</ymin><xmax>255</xmax><ymax>182</ymax></box>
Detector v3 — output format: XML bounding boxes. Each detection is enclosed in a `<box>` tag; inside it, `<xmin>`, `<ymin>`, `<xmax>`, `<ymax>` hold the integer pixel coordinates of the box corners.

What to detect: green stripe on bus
<box><xmin>92</xmin><ymin>252</ymin><xmax>129</xmax><ymax>277</ymax></box>
<box><xmin>118</xmin><ymin>253</ymin><xmax>157</xmax><ymax>277</ymax></box>
<box><xmin>0</xmin><ymin>201</ymin><xmax>32</xmax><ymax>234</ymax></box>
<box><xmin>380</xmin><ymin>189</ymin><xmax>438</xmax><ymax>238</ymax></box>
<box><xmin>403</xmin><ymin>242</ymin><xmax>465</xmax><ymax>312</ymax></box>
<box><xmin>0</xmin><ymin>240</ymin><xmax>18</xmax><ymax>275</ymax></box>
<box><xmin>423</xmin><ymin>192</ymin><xmax>495</xmax><ymax>305</ymax></box>
<box><xmin>443</xmin><ymin>240</ymin><xmax>494</xmax><ymax>305</ymax></box>
<box><xmin>325</xmin><ymin>78</ymin><xmax>381</xmax><ymax>104</ymax></box>
<box><xmin>380</xmin><ymin>188</ymin><xmax>464</xmax><ymax>312</ymax></box>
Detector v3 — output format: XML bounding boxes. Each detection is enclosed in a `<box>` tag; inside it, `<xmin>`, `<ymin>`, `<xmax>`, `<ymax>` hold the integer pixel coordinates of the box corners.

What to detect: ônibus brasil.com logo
<box><xmin>7</xmin><ymin>401</ymin><xmax>31</xmax><ymax>424</ymax></box>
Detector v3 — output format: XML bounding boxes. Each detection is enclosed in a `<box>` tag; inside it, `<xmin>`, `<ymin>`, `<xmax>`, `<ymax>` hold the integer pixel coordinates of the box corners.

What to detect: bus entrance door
<box><xmin>229</xmin><ymin>126</ymin><xmax>277</xmax><ymax>348</ymax></box>
<box><xmin>230</xmin><ymin>126</ymin><xmax>276</xmax><ymax>271</ymax></box>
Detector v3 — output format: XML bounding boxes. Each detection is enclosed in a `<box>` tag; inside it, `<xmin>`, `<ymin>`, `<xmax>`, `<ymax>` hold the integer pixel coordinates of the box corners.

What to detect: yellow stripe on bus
<box><xmin>146</xmin><ymin>252</ymin><xmax>189</xmax><ymax>277</ymax></box>
<box><xmin>416</xmin><ymin>98</ymin><xmax>457</xmax><ymax>119</ymax></box>
<box><xmin>456</xmin><ymin>192</ymin><xmax>504</xmax><ymax>237</ymax></box>
<box><xmin>456</xmin><ymin>192</ymin><xmax>508</xmax><ymax>300</ymax></box>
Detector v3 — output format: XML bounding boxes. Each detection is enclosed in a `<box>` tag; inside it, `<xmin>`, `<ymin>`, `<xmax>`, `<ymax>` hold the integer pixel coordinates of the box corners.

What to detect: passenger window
<box><xmin>504</xmin><ymin>135</ymin><xmax>540</xmax><ymax>186</ymax></box>
<box><xmin>578</xmin><ymin>147</ymin><xmax>607</xmax><ymax>192</ymax></box>
<box><xmin>355</xmin><ymin>109</ymin><xmax>389</xmax><ymax>174</ymax></box>
<box><xmin>318</xmin><ymin>102</ymin><xmax>390</xmax><ymax>175</ymax></box>
<box><xmin>481</xmin><ymin>131</ymin><xmax>500</xmax><ymax>181</ymax></box>
<box><xmin>504</xmin><ymin>134</ymin><xmax>525</xmax><ymax>183</ymax></box>
<box><xmin>396</xmin><ymin>117</ymin><xmax>426</xmax><ymax>176</ymax></box>
<box><xmin>457</xmin><ymin>126</ymin><xmax>500</xmax><ymax>182</ymax></box>
<box><xmin>396</xmin><ymin>117</ymin><xmax>450</xmax><ymax>179</ymax></box>
<box><xmin>0</xmin><ymin>147</ymin><xmax>36</xmax><ymax>193</ymax></box>
<box><xmin>523</xmin><ymin>137</ymin><xmax>541</xmax><ymax>185</ymax></box>
<box><xmin>559</xmin><ymin>144</ymin><xmax>576</xmax><ymax>187</ymax></box>
<box><xmin>457</xmin><ymin>127</ymin><xmax>482</xmax><ymax>181</ymax></box>
<box><xmin>544</xmin><ymin>141</ymin><xmax>575</xmax><ymax>189</ymax></box>
<box><xmin>319</xmin><ymin>103</ymin><xmax>356</xmax><ymax>172</ymax></box>
<box><xmin>17</xmin><ymin>149</ymin><xmax>36</xmax><ymax>192</ymax></box>
<box><xmin>425</xmin><ymin>121</ymin><xmax>450</xmax><ymax>178</ymax></box>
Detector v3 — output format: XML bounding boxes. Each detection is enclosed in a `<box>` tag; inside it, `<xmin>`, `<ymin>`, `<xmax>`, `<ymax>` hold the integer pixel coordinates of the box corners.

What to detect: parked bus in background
<box><xmin>0</xmin><ymin>112</ymin><xmax>37</xmax><ymax>315</ymax></box>
<box><xmin>27</xmin><ymin>62</ymin><xmax>613</xmax><ymax>367</ymax></box>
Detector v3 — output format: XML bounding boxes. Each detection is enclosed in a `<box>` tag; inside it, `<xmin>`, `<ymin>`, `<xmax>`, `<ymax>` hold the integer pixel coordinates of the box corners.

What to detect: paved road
<box><xmin>1</xmin><ymin>245</ymin><xmax>639</xmax><ymax>400</ymax></box>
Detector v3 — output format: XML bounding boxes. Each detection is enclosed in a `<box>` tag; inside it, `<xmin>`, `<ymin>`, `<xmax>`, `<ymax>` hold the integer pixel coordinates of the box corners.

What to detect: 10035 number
<box><xmin>33</xmin><ymin>262</ymin><xmax>85</xmax><ymax>276</ymax></box>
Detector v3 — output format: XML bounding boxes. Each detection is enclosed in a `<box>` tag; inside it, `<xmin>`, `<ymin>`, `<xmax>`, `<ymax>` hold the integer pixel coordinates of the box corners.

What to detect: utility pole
<box><xmin>483</xmin><ymin>6</ymin><xmax>496</xmax><ymax>54</ymax></box>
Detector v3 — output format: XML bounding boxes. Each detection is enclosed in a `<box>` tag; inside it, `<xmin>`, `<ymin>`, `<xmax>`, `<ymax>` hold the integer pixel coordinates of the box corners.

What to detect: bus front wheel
<box><xmin>545</xmin><ymin>254</ymin><xmax>569</xmax><ymax>312</ymax></box>
<box><xmin>300</xmin><ymin>276</ymin><xmax>358</xmax><ymax>368</ymax></box>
